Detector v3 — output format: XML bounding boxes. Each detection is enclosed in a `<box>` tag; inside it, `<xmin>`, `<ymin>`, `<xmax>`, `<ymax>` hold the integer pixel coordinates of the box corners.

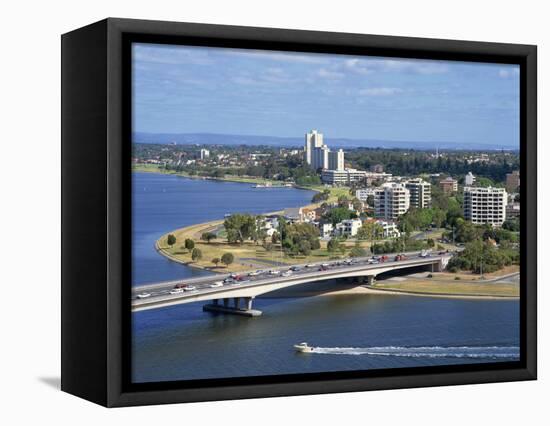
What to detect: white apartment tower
<box><xmin>200</xmin><ymin>148</ymin><xmax>210</xmax><ymax>160</ymax></box>
<box><xmin>405</xmin><ymin>178</ymin><xmax>431</xmax><ymax>209</ymax></box>
<box><xmin>374</xmin><ymin>183</ymin><xmax>411</xmax><ymax>220</ymax></box>
<box><xmin>463</xmin><ymin>186</ymin><xmax>507</xmax><ymax>226</ymax></box>
<box><xmin>304</xmin><ymin>130</ymin><xmax>344</xmax><ymax>171</ymax></box>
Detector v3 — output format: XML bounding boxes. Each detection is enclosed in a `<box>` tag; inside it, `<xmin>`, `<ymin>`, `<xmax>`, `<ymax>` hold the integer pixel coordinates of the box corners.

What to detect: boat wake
<box><xmin>310</xmin><ymin>345</ymin><xmax>520</xmax><ymax>359</ymax></box>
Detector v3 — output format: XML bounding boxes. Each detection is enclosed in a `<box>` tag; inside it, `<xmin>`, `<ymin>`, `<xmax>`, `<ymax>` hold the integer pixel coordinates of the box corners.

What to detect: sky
<box><xmin>132</xmin><ymin>43</ymin><xmax>520</xmax><ymax>148</ymax></box>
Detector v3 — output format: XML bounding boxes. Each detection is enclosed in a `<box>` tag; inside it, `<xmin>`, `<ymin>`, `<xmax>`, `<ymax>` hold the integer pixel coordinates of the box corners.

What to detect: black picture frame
<box><xmin>61</xmin><ymin>17</ymin><xmax>537</xmax><ymax>407</ymax></box>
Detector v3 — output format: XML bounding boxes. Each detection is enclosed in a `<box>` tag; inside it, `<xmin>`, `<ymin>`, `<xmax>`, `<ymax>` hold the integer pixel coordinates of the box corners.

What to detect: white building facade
<box><xmin>463</xmin><ymin>186</ymin><xmax>507</xmax><ymax>226</ymax></box>
<box><xmin>405</xmin><ymin>178</ymin><xmax>431</xmax><ymax>209</ymax></box>
<box><xmin>374</xmin><ymin>183</ymin><xmax>411</xmax><ymax>220</ymax></box>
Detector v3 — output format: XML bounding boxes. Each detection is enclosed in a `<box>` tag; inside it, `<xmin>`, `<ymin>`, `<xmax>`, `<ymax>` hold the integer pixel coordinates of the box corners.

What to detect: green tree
<box><xmin>224</xmin><ymin>214</ymin><xmax>257</xmax><ymax>244</ymax></box>
<box><xmin>212</xmin><ymin>257</ymin><xmax>220</xmax><ymax>267</ymax></box>
<box><xmin>357</xmin><ymin>221</ymin><xmax>384</xmax><ymax>241</ymax></box>
<box><xmin>327</xmin><ymin>238</ymin><xmax>341</xmax><ymax>253</ymax></box>
<box><xmin>191</xmin><ymin>248</ymin><xmax>202</xmax><ymax>262</ymax></box>
<box><xmin>184</xmin><ymin>238</ymin><xmax>195</xmax><ymax>251</ymax></box>
<box><xmin>201</xmin><ymin>232</ymin><xmax>216</xmax><ymax>243</ymax></box>
<box><xmin>221</xmin><ymin>252</ymin><xmax>234</xmax><ymax>267</ymax></box>
<box><xmin>166</xmin><ymin>234</ymin><xmax>176</xmax><ymax>248</ymax></box>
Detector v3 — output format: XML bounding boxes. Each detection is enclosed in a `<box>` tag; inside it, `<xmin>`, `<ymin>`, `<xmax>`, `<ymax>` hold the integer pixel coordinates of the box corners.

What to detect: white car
<box><xmin>169</xmin><ymin>288</ymin><xmax>184</xmax><ymax>295</ymax></box>
<box><xmin>137</xmin><ymin>292</ymin><xmax>151</xmax><ymax>299</ymax></box>
<box><xmin>321</xmin><ymin>263</ymin><xmax>330</xmax><ymax>268</ymax></box>
<box><xmin>269</xmin><ymin>270</ymin><xmax>281</xmax><ymax>275</ymax></box>
<box><xmin>183</xmin><ymin>285</ymin><xmax>197</xmax><ymax>292</ymax></box>
<box><xmin>248</xmin><ymin>270</ymin><xmax>261</xmax><ymax>276</ymax></box>
<box><xmin>305</xmin><ymin>264</ymin><xmax>316</xmax><ymax>268</ymax></box>
<box><xmin>209</xmin><ymin>282</ymin><xmax>223</xmax><ymax>288</ymax></box>
<box><xmin>282</xmin><ymin>271</ymin><xmax>293</xmax><ymax>277</ymax></box>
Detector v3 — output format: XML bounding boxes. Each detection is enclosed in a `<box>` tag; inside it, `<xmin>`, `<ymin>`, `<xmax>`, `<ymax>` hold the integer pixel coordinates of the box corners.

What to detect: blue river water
<box><xmin>131</xmin><ymin>172</ymin><xmax>520</xmax><ymax>383</ymax></box>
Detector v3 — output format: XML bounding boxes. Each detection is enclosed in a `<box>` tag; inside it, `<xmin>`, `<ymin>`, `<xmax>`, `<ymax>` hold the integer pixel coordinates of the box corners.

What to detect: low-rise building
<box><xmin>283</xmin><ymin>207</ymin><xmax>303</xmax><ymax>223</ymax></box>
<box><xmin>506</xmin><ymin>202</ymin><xmax>520</xmax><ymax>219</ymax></box>
<box><xmin>375</xmin><ymin>220</ymin><xmax>401</xmax><ymax>238</ymax></box>
<box><xmin>321</xmin><ymin>169</ymin><xmax>391</xmax><ymax>185</ymax></box>
<box><xmin>335</xmin><ymin>218</ymin><xmax>363</xmax><ymax>237</ymax></box>
<box><xmin>318</xmin><ymin>222</ymin><xmax>334</xmax><ymax>238</ymax></box>
<box><xmin>439</xmin><ymin>177</ymin><xmax>458</xmax><ymax>194</ymax></box>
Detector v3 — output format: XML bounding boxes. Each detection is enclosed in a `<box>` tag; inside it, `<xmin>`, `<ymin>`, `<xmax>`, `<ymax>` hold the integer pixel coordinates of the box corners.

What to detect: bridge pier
<box><xmin>366</xmin><ymin>275</ymin><xmax>376</xmax><ymax>285</ymax></box>
<box><xmin>203</xmin><ymin>296</ymin><xmax>262</xmax><ymax>317</ymax></box>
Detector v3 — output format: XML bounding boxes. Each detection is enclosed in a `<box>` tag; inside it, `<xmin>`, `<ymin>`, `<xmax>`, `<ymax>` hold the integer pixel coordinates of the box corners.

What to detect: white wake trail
<box><xmin>309</xmin><ymin>346</ymin><xmax>520</xmax><ymax>359</ymax></box>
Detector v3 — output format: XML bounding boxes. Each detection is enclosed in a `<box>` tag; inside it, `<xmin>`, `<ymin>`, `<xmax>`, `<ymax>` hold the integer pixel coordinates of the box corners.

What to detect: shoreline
<box><xmin>321</xmin><ymin>285</ymin><xmax>519</xmax><ymax>300</ymax></box>
<box><xmin>133</xmin><ymin>165</ymin><xmax>321</xmax><ymax>193</ymax></box>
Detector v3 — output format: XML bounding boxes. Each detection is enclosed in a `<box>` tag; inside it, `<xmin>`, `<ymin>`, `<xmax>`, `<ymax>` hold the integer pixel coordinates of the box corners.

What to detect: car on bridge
<box><xmin>290</xmin><ymin>266</ymin><xmax>302</xmax><ymax>271</ymax></box>
<box><xmin>209</xmin><ymin>282</ymin><xmax>223</xmax><ymax>288</ymax></box>
<box><xmin>394</xmin><ymin>254</ymin><xmax>408</xmax><ymax>261</ymax></box>
<box><xmin>183</xmin><ymin>285</ymin><xmax>197</xmax><ymax>292</ymax></box>
<box><xmin>169</xmin><ymin>288</ymin><xmax>184</xmax><ymax>295</ymax></box>
<box><xmin>137</xmin><ymin>292</ymin><xmax>151</xmax><ymax>299</ymax></box>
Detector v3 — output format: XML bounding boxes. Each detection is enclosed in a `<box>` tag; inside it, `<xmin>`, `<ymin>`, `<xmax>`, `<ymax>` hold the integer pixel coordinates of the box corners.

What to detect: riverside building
<box><xmin>374</xmin><ymin>183</ymin><xmax>411</xmax><ymax>220</ymax></box>
<box><xmin>463</xmin><ymin>186</ymin><xmax>507</xmax><ymax>226</ymax></box>
<box><xmin>405</xmin><ymin>178</ymin><xmax>432</xmax><ymax>209</ymax></box>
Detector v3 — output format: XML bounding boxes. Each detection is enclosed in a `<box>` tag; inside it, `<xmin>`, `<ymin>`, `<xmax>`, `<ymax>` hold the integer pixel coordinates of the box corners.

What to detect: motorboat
<box><xmin>293</xmin><ymin>342</ymin><xmax>314</xmax><ymax>353</ymax></box>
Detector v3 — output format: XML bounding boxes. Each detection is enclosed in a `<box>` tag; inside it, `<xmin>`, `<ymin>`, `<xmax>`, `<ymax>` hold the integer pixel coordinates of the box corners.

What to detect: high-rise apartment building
<box><xmin>463</xmin><ymin>186</ymin><xmax>507</xmax><ymax>226</ymax></box>
<box><xmin>328</xmin><ymin>149</ymin><xmax>344</xmax><ymax>171</ymax></box>
<box><xmin>304</xmin><ymin>130</ymin><xmax>344</xmax><ymax>171</ymax></box>
<box><xmin>405</xmin><ymin>178</ymin><xmax>431</xmax><ymax>209</ymax></box>
<box><xmin>374</xmin><ymin>183</ymin><xmax>411</xmax><ymax>220</ymax></box>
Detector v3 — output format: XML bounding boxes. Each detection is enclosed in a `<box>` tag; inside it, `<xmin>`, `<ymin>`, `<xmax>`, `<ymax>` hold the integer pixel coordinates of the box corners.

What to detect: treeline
<box><xmin>346</xmin><ymin>149</ymin><xmax>519</xmax><ymax>183</ymax></box>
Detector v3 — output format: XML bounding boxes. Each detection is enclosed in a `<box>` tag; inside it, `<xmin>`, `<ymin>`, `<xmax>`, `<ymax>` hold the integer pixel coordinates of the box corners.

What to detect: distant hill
<box><xmin>133</xmin><ymin>132</ymin><xmax>518</xmax><ymax>151</ymax></box>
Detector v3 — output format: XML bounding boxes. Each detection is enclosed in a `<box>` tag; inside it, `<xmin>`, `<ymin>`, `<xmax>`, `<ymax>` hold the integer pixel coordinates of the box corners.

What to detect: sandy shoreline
<box><xmin>318</xmin><ymin>285</ymin><xmax>519</xmax><ymax>300</ymax></box>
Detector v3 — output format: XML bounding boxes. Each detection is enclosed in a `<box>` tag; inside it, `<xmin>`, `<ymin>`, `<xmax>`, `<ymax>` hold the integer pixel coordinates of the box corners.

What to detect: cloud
<box><xmin>133</xmin><ymin>44</ymin><xmax>214</xmax><ymax>66</ymax></box>
<box><xmin>358</xmin><ymin>87</ymin><xmax>403</xmax><ymax>96</ymax></box>
<box><xmin>317</xmin><ymin>68</ymin><xmax>345</xmax><ymax>80</ymax></box>
<box><xmin>498</xmin><ymin>68</ymin><xmax>520</xmax><ymax>78</ymax></box>
<box><xmin>343</xmin><ymin>57</ymin><xmax>448</xmax><ymax>76</ymax></box>
<box><xmin>221</xmin><ymin>49</ymin><xmax>327</xmax><ymax>64</ymax></box>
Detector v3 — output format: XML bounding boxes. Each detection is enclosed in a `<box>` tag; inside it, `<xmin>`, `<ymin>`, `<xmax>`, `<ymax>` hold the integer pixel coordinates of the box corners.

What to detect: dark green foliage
<box><xmin>166</xmin><ymin>234</ymin><xmax>176</xmax><ymax>247</ymax></box>
<box><xmin>221</xmin><ymin>252</ymin><xmax>234</xmax><ymax>266</ymax></box>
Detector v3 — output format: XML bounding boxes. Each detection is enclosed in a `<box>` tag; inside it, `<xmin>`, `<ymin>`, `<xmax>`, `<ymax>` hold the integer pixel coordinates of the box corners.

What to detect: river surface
<box><xmin>131</xmin><ymin>172</ymin><xmax>520</xmax><ymax>384</ymax></box>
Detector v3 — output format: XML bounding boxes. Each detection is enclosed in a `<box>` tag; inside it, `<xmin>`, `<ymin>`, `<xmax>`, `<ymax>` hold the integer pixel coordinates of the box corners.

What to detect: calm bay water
<box><xmin>131</xmin><ymin>172</ymin><xmax>520</xmax><ymax>383</ymax></box>
<box><xmin>132</xmin><ymin>172</ymin><xmax>315</xmax><ymax>285</ymax></box>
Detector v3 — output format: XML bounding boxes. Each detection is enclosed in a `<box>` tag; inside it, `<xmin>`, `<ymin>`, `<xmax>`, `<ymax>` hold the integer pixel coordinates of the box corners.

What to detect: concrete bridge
<box><xmin>132</xmin><ymin>252</ymin><xmax>452</xmax><ymax>316</ymax></box>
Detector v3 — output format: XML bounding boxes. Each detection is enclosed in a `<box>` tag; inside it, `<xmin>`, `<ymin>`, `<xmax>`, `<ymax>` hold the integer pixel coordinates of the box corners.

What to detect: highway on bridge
<box><xmin>132</xmin><ymin>251</ymin><xmax>453</xmax><ymax>314</ymax></box>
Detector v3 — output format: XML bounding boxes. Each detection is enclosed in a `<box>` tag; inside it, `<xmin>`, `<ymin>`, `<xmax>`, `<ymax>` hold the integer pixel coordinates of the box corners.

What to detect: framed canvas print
<box><xmin>61</xmin><ymin>18</ymin><xmax>537</xmax><ymax>407</ymax></box>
